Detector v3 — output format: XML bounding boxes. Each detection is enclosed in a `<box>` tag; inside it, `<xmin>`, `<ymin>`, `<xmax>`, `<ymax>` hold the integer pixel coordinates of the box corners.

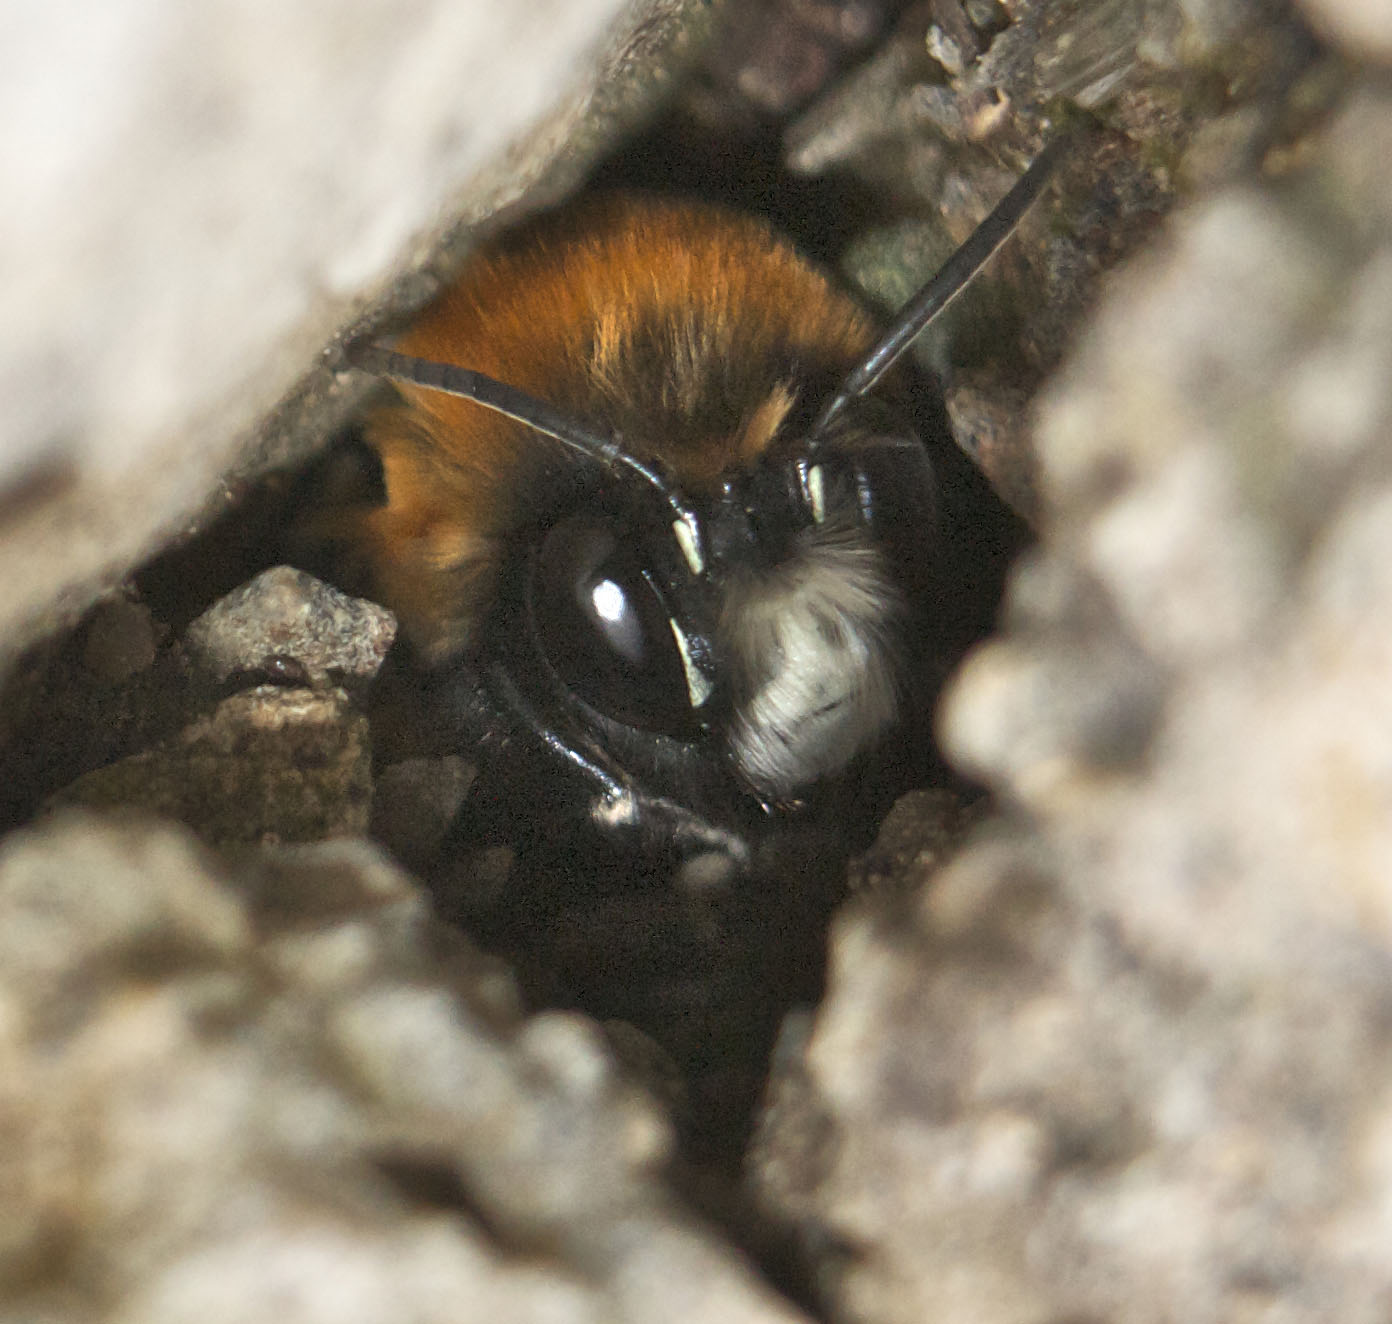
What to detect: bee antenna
<box><xmin>811</xmin><ymin>133</ymin><xmax>1070</xmax><ymax>437</ymax></box>
<box><xmin>352</xmin><ymin>344</ymin><xmax>690</xmax><ymax>518</ymax></box>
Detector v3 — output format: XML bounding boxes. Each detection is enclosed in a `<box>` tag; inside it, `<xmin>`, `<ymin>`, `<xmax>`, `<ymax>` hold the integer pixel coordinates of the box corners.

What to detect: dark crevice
<box><xmin>0</xmin><ymin>8</ymin><xmax>1024</xmax><ymax>1319</ymax></box>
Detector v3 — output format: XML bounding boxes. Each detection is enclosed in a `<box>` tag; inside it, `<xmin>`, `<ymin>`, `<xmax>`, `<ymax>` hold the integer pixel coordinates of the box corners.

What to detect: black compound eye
<box><xmin>531</xmin><ymin>517</ymin><xmax>695</xmax><ymax>736</ymax></box>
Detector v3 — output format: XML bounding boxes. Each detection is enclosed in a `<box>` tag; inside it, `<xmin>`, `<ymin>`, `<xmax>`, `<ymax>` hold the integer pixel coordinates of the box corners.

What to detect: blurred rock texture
<box><xmin>5</xmin><ymin>0</ymin><xmax>1391</xmax><ymax>1322</ymax></box>
<box><xmin>751</xmin><ymin>9</ymin><xmax>1392</xmax><ymax>1324</ymax></box>
<box><xmin>0</xmin><ymin>817</ymin><xmax>804</xmax><ymax>1324</ymax></box>
<box><xmin>0</xmin><ymin>0</ymin><xmax>707</xmax><ymax>662</ymax></box>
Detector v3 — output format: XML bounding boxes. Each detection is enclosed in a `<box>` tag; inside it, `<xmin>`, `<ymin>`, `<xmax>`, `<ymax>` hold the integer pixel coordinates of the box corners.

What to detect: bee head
<box><xmin>350</xmin><ymin>137</ymin><xmax>1063</xmax><ymax>875</ymax></box>
<box><xmin>355</xmin><ymin>341</ymin><xmax>956</xmax><ymax>874</ymax></box>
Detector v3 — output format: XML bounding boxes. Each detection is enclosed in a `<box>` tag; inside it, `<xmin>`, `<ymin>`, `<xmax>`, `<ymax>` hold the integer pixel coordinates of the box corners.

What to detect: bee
<box><xmin>344</xmin><ymin>139</ymin><xmax>1062</xmax><ymax>890</ymax></box>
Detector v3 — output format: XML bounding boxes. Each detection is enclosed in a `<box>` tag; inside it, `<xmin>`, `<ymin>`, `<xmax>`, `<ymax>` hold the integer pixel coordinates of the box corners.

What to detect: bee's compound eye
<box><xmin>532</xmin><ymin>517</ymin><xmax>695</xmax><ymax>736</ymax></box>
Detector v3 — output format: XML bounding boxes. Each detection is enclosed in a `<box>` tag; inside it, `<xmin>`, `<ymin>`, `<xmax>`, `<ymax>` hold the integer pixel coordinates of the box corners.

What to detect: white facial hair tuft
<box><xmin>722</xmin><ymin>527</ymin><xmax>902</xmax><ymax>799</ymax></box>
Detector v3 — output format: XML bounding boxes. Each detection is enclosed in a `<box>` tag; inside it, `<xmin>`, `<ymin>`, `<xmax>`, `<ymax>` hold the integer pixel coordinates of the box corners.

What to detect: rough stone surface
<box><xmin>0</xmin><ymin>0</ymin><xmax>709</xmax><ymax>664</ymax></box>
<box><xmin>371</xmin><ymin>755</ymin><xmax>476</xmax><ymax>877</ymax></box>
<box><xmin>0</xmin><ymin>569</ymin><xmax>395</xmax><ymax>838</ymax></box>
<box><xmin>789</xmin><ymin>0</ymin><xmax>1323</xmax><ymax>521</ymax></box>
<box><xmin>0</xmin><ymin>587</ymin><xmax>194</xmax><ymax>834</ymax></box>
<box><xmin>681</xmin><ymin>0</ymin><xmax>899</xmax><ymax>125</ymax></box>
<box><xmin>843</xmin><ymin>787</ymin><xmax>982</xmax><ymax>902</ymax></box>
<box><xmin>0</xmin><ymin>815</ymin><xmax>808</xmax><ymax>1324</ymax></box>
<box><xmin>750</xmin><ymin>73</ymin><xmax>1392</xmax><ymax>1324</ymax></box>
<box><xmin>183</xmin><ymin>565</ymin><xmax>397</xmax><ymax>689</ymax></box>
<box><xmin>4</xmin><ymin>4</ymin><xmax>1385</xmax><ymax>1321</ymax></box>
<box><xmin>50</xmin><ymin>687</ymin><xmax>375</xmax><ymax>844</ymax></box>
<box><xmin>79</xmin><ymin>594</ymin><xmax>161</xmax><ymax>683</ymax></box>
<box><xmin>49</xmin><ymin>687</ymin><xmax>373</xmax><ymax>846</ymax></box>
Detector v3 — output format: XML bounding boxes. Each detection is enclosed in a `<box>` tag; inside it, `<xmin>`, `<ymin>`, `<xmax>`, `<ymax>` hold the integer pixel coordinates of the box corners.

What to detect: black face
<box><xmin>410</xmin><ymin>408</ymin><xmax>949</xmax><ymax>887</ymax></box>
